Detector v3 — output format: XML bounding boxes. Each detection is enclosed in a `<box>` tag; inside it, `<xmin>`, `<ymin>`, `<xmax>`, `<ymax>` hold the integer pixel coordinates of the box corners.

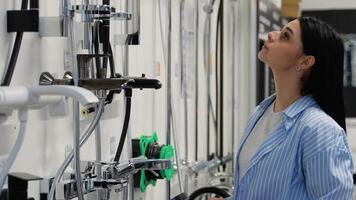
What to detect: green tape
<box><xmin>136</xmin><ymin>132</ymin><xmax>175</xmax><ymax>192</ymax></box>
<box><xmin>139</xmin><ymin>170</ymin><xmax>157</xmax><ymax>192</ymax></box>
<box><xmin>160</xmin><ymin>144</ymin><xmax>174</xmax><ymax>180</ymax></box>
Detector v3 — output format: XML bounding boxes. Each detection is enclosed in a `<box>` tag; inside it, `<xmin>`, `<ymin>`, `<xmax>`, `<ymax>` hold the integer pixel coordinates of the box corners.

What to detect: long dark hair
<box><xmin>299</xmin><ymin>17</ymin><xmax>346</xmax><ymax>131</ymax></box>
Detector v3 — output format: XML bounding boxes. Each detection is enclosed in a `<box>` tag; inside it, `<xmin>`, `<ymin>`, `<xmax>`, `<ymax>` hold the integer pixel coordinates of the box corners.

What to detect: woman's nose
<box><xmin>267</xmin><ymin>32</ymin><xmax>274</xmax><ymax>42</ymax></box>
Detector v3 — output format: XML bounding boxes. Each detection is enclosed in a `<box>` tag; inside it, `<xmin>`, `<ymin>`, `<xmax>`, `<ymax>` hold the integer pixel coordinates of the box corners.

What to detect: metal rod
<box><xmin>205</xmin><ymin>8</ymin><xmax>212</xmax><ymax>160</ymax></box>
<box><xmin>82</xmin><ymin>0</ymin><xmax>91</xmax><ymax>49</ymax></box>
<box><xmin>123</xmin><ymin>0</ymin><xmax>134</xmax><ymax>199</ymax></box>
<box><xmin>166</xmin><ymin>0</ymin><xmax>172</xmax><ymax>198</ymax></box>
<box><xmin>231</xmin><ymin>0</ymin><xmax>237</xmax><ymax>172</ymax></box>
<box><xmin>95</xmin><ymin>122</ymin><xmax>102</xmax><ymax>176</ymax></box>
<box><xmin>194</xmin><ymin>0</ymin><xmax>199</xmax><ymax>164</ymax></box>
<box><xmin>193</xmin><ymin>0</ymin><xmax>200</xmax><ymax>189</ymax></box>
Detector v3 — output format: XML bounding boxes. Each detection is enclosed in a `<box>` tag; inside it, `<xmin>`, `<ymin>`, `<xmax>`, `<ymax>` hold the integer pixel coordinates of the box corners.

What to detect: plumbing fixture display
<box><xmin>0</xmin><ymin>0</ymin><xmax>240</xmax><ymax>199</ymax></box>
<box><xmin>131</xmin><ymin>132</ymin><xmax>174</xmax><ymax>192</ymax></box>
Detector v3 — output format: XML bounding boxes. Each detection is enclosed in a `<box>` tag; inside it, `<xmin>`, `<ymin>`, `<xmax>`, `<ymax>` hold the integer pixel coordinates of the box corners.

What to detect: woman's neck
<box><xmin>273</xmin><ymin>70</ymin><xmax>303</xmax><ymax>112</ymax></box>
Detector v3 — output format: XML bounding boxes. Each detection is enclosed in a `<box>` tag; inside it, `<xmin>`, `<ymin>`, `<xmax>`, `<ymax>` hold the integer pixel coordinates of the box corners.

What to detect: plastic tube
<box><xmin>0</xmin><ymin>110</ymin><xmax>28</xmax><ymax>190</ymax></box>
<box><xmin>48</xmin><ymin>99</ymin><xmax>105</xmax><ymax>200</ymax></box>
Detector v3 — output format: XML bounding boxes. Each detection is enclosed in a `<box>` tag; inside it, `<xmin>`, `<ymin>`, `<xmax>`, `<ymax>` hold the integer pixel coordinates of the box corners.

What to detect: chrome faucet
<box><xmin>59</xmin><ymin>158</ymin><xmax>171</xmax><ymax>200</ymax></box>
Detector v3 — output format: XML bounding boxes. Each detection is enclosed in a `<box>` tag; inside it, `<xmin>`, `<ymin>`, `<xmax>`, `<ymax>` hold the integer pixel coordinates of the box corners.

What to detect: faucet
<box><xmin>59</xmin><ymin>158</ymin><xmax>171</xmax><ymax>199</ymax></box>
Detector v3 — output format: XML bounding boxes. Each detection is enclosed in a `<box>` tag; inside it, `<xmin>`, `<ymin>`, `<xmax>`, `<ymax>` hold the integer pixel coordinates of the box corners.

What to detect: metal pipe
<box><xmin>166</xmin><ymin>0</ymin><xmax>172</xmax><ymax>198</ymax></box>
<box><xmin>203</xmin><ymin>3</ymin><xmax>212</xmax><ymax>160</ymax></box>
<box><xmin>231</xmin><ymin>0</ymin><xmax>237</xmax><ymax>172</ymax></box>
<box><xmin>82</xmin><ymin>0</ymin><xmax>91</xmax><ymax>49</ymax></box>
<box><xmin>127</xmin><ymin>0</ymin><xmax>140</xmax><ymax>36</ymax></box>
<box><xmin>95</xmin><ymin>122</ymin><xmax>102</xmax><ymax>175</ymax></box>
<box><xmin>194</xmin><ymin>0</ymin><xmax>199</xmax><ymax>166</ymax></box>
<box><xmin>59</xmin><ymin>0</ymin><xmax>69</xmax><ymax>36</ymax></box>
<box><xmin>123</xmin><ymin>0</ymin><xmax>134</xmax><ymax>199</ymax></box>
<box><xmin>179</xmin><ymin>0</ymin><xmax>189</xmax><ymax>194</ymax></box>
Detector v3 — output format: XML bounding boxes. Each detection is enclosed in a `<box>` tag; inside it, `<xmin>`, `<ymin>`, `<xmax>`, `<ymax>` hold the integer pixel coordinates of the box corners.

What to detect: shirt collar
<box><xmin>257</xmin><ymin>94</ymin><xmax>317</xmax><ymax>130</ymax></box>
<box><xmin>259</xmin><ymin>94</ymin><xmax>316</xmax><ymax>117</ymax></box>
<box><xmin>282</xmin><ymin>95</ymin><xmax>317</xmax><ymax>119</ymax></box>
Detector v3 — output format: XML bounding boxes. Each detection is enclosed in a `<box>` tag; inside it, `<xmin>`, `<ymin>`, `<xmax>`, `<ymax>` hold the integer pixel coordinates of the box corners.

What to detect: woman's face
<box><xmin>258</xmin><ymin>19</ymin><xmax>304</xmax><ymax>71</ymax></box>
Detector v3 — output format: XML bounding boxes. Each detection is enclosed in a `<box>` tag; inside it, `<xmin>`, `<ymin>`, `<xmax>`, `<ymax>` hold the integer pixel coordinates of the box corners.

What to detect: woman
<box><xmin>215</xmin><ymin>17</ymin><xmax>354</xmax><ymax>200</ymax></box>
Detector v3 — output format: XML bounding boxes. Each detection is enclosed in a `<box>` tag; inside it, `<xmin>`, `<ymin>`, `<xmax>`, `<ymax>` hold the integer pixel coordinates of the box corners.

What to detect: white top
<box><xmin>239</xmin><ymin>101</ymin><xmax>282</xmax><ymax>180</ymax></box>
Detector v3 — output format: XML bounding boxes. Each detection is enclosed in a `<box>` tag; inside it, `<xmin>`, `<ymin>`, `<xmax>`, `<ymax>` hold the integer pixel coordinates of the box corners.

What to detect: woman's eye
<box><xmin>280</xmin><ymin>32</ymin><xmax>289</xmax><ymax>40</ymax></box>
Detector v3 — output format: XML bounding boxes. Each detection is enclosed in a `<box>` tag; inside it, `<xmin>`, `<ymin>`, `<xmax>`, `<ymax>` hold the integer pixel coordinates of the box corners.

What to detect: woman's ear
<box><xmin>299</xmin><ymin>55</ymin><xmax>315</xmax><ymax>70</ymax></box>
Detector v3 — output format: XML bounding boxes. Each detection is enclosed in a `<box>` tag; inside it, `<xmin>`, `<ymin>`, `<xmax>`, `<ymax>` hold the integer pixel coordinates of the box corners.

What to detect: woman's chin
<box><xmin>257</xmin><ymin>51</ymin><xmax>266</xmax><ymax>62</ymax></box>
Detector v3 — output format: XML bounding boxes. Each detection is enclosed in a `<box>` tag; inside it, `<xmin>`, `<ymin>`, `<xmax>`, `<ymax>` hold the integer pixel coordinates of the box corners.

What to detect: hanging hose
<box><xmin>216</xmin><ymin>0</ymin><xmax>224</xmax><ymax>166</ymax></box>
<box><xmin>158</xmin><ymin>0</ymin><xmax>184</xmax><ymax>194</ymax></box>
<box><xmin>68</xmin><ymin>16</ymin><xmax>85</xmax><ymax>200</ymax></box>
<box><xmin>93</xmin><ymin>21</ymin><xmax>101</xmax><ymax>77</ymax></box>
<box><xmin>48</xmin><ymin>99</ymin><xmax>105</xmax><ymax>200</ymax></box>
<box><xmin>170</xmin><ymin>100</ymin><xmax>185</xmax><ymax>193</ymax></box>
<box><xmin>0</xmin><ymin>111</ymin><xmax>28</xmax><ymax>190</ymax></box>
<box><xmin>203</xmin><ymin>1</ymin><xmax>211</xmax><ymax>160</ymax></box>
<box><xmin>108</xmin><ymin>42</ymin><xmax>116</xmax><ymax>77</ymax></box>
<box><xmin>114</xmin><ymin>89</ymin><xmax>132</xmax><ymax>162</ymax></box>
<box><xmin>93</xmin><ymin>21</ymin><xmax>116</xmax><ymax>105</ymax></box>
<box><xmin>1</xmin><ymin>0</ymin><xmax>28</xmax><ymax>86</ymax></box>
<box><xmin>105</xmin><ymin>42</ymin><xmax>117</xmax><ymax>105</ymax></box>
<box><xmin>203</xmin><ymin>0</ymin><xmax>218</xmax><ymax>160</ymax></box>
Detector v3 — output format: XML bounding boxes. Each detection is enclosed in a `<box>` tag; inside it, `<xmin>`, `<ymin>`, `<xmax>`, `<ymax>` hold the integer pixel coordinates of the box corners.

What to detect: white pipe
<box><xmin>0</xmin><ymin>86</ymin><xmax>98</xmax><ymax>109</ymax></box>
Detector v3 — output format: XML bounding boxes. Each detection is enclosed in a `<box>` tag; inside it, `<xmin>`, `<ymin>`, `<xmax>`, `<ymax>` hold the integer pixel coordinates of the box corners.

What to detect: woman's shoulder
<box><xmin>298</xmin><ymin>106</ymin><xmax>347</xmax><ymax>161</ymax></box>
<box><xmin>299</xmin><ymin>105</ymin><xmax>343</xmax><ymax>133</ymax></box>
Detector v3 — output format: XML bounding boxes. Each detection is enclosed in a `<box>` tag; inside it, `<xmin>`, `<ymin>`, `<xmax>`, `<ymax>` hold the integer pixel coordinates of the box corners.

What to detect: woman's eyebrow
<box><xmin>285</xmin><ymin>27</ymin><xmax>294</xmax><ymax>35</ymax></box>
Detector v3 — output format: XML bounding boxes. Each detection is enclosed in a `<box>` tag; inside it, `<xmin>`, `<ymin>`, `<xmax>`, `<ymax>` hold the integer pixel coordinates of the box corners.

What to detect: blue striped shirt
<box><xmin>228</xmin><ymin>95</ymin><xmax>354</xmax><ymax>200</ymax></box>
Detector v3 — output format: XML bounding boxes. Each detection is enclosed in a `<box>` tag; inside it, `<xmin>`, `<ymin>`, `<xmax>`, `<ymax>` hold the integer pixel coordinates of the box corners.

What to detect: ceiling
<box><xmin>300</xmin><ymin>0</ymin><xmax>356</xmax><ymax>10</ymax></box>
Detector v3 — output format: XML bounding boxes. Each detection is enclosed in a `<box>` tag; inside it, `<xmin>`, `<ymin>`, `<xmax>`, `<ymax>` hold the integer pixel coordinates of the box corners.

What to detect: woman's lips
<box><xmin>263</xmin><ymin>41</ymin><xmax>269</xmax><ymax>50</ymax></box>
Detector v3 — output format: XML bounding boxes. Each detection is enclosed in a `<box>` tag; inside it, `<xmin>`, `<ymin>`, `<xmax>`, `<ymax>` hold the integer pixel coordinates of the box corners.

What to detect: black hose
<box><xmin>215</xmin><ymin>2</ymin><xmax>220</xmax><ymax>161</ymax></box>
<box><xmin>189</xmin><ymin>186</ymin><xmax>230</xmax><ymax>199</ymax></box>
<box><xmin>93</xmin><ymin>21</ymin><xmax>101</xmax><ymax>77</ymax></box>
<box><xmin>1</xmin><ymin>0</ymin><xmax>28</xmax><ymax>86</ymax></box>
<box><xmin>114</xmin><ymin>89</ymin><xmax>132</xmax><ymax>162</ymax></box>
<box><xmin>104</xmin><ymin>42</ymin><xmax>117</xmax><ymax>105</ymax></box>
<box><xmin>218</xmin><ymin>0</ymin><xmax>224</xmax><ymax>167</ymax></box>
<box><xmin>108</xmin><ymin>42</ymin><xmax>116</xmax><ymax>77</ymax></box>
